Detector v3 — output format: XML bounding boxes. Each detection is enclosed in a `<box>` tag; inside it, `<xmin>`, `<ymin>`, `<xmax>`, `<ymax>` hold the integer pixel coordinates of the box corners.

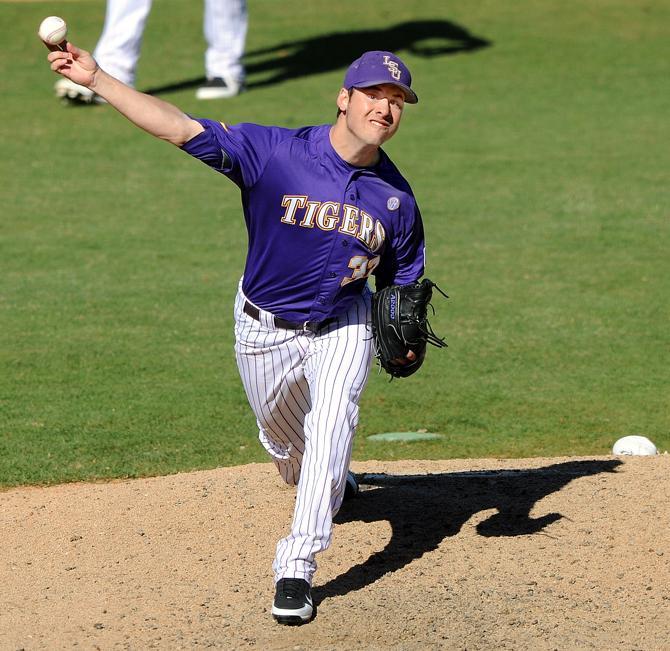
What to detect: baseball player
<box><xmin>54</xmin><ymin>0</ymin><xmax>247</xmax><ymax>103</ymax></box>
<box><xmin>47</xmin><ymin>43</ymin><xmax>425</xmax><ymax>624</ymax></box>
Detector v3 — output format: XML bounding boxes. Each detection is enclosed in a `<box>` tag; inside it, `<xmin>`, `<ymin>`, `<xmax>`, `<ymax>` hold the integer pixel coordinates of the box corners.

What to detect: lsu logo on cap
<box><xmin>382</xmin><ymin>55</ymin><xmax>401</xmax><ymax>81</ymax></box>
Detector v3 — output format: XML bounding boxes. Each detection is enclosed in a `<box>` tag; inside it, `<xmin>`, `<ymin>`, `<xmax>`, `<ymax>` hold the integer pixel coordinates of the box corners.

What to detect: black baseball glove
<box><xmin>370</xmin><ymin>278</ymin><xmax>448</xmax><ymax>379</ymax></box>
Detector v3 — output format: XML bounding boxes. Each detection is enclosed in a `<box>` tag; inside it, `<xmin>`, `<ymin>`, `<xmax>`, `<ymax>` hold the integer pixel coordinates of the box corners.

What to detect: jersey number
<box><xmin>341</xmin><ymin>255</ymin><xmax>380</xmax><ymax>286</ymax></box>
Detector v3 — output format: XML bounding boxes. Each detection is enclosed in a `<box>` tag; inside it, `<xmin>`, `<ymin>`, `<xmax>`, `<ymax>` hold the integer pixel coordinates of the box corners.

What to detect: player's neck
<box><xmin>329</xmin><ymin>125</ymin><xmax>380</xmax><ymax>167</ymax></box>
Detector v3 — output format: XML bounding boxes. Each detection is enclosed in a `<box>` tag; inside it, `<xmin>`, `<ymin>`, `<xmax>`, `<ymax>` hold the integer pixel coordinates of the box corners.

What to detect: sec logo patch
<box><xmin>387</xmin><ymin>196</ymin><xmax>400</xmax><ymax>211</ymax></box>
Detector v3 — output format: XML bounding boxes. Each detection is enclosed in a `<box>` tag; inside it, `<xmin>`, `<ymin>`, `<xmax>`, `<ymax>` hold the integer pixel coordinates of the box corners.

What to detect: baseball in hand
<box><xmin>38</xmin><ymin>16</ymin><xmax>68</xmax><ymax>51</ymax></box>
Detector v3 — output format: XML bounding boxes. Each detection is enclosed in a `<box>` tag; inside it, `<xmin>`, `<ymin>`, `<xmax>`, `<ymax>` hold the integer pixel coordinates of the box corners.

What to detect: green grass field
<box><xmin>1</xmin><ymin>0</ymin><xmax>668</xmax><ymax>487</ymax></box>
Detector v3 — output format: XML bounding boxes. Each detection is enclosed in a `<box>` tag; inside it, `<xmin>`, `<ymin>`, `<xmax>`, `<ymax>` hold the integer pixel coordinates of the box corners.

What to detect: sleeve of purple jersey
<box><xmin>389</xmin><ymin>204</ymin><xmax>426</xmax><ymax>285</ymax></box>
<box><xmin>180</xmin><ymin>119</ymin><xmax>294</xmax><ymax>189</ymax></box>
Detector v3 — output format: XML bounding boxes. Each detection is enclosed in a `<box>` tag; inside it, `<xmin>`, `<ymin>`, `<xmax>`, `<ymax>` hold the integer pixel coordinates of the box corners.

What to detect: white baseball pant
<box><xmin>93</xmin><ymin>0</ymin><xmax>248</xmax><ymax>86</ymax></box>
<box><xmin>234</xmin><ymin>282</ymin><xmax>373</xmax><ymax>584</ymax></box>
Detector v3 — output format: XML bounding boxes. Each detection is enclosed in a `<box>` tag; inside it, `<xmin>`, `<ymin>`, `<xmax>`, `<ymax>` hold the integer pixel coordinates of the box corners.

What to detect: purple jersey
<box><xmin>181</xmin><ymin>119</ymin><xmax>425</xmax><ymax>321</ymax></box>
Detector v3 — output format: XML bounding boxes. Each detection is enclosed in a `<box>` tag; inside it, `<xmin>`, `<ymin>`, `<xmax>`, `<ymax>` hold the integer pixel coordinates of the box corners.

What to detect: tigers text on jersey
<box><xmin>181</xmin><ymin>119</ymin><xmax>425</xmax><ymax>322</ymax></box>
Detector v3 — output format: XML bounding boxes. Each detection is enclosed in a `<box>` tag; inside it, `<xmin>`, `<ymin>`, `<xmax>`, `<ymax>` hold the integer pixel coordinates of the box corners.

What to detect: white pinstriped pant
<box><xmin>234</xmin><ymin>283</ymin><xmax>373</xmax><ymax>584</ymax></box>
<box><xmin>93</xmin><ymin>0</ymin><xmax>247</xmax><ymax>86</ymax></box>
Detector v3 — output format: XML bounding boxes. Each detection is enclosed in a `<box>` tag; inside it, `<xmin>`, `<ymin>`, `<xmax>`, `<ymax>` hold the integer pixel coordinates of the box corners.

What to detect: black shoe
<box><xmin>195</xmin><ymin>76</ymin><xmax>242</xmax><ymax>99</ymax></box>
<box><xmin>271</xmin><ymin>578</ymin><xmax>314</xmax><ymax>625</ymax></box>
<box><xmin>344</xmin><ymin>471</ymin><xmax>359</xmax><ymax>500</ymax></box>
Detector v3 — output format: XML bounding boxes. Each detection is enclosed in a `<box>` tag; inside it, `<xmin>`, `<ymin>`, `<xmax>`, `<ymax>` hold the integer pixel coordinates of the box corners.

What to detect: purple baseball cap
<box><xmin>343</xmin><ymin>50</ymin><xmax>418</xmax><ymax>104</ymax></box>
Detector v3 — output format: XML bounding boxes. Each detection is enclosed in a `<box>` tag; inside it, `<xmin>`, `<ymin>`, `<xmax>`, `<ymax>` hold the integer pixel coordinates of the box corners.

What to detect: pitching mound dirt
<box><xmin>1</xmin><ymin>456</ymin><xmax>668</xmax><ymax>650</ymax></box>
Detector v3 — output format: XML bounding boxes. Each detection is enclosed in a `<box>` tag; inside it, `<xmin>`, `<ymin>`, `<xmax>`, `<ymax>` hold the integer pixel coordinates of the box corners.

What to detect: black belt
<box><xmin>243</xmin><ymin>301</ymin><xmax>335</xmax><ymax>333</ymax></box>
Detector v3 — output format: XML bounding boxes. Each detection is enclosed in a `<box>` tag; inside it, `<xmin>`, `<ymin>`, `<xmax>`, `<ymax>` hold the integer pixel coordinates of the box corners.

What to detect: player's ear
<box><xmin>336</xmin><ymin>87</ymin><xmax>350</xmax><ymax>114</ymax></box>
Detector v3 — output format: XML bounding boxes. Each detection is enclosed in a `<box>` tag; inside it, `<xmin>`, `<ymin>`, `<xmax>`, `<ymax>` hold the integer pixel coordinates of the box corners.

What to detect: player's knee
<box><xmin>274</xmin><ymin>458</ymin><xmax>301</xmax><ymax>486</ymax></box>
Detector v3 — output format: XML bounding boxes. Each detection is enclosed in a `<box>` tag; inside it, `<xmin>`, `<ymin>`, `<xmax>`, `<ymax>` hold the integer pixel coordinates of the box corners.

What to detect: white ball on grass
<box><xmin>612</xmin><ymin>435</ymin><xmax>658</xmax><ymax>456</ymax></box>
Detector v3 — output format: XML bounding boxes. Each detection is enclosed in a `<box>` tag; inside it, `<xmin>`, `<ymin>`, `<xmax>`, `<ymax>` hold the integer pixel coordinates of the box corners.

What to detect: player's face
<box><xmin>339</xmin><ymin>84</ymin><xmax>405</xmax><ymax>147</ymax></box>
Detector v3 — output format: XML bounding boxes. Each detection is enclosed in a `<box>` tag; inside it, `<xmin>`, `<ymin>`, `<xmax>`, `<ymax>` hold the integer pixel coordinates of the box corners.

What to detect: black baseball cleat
<box><xmin>271</xmin><ymin>578</ymin><xmax>314</xmax><ymax>625</ymax></box>
<box><xmin>195</xmin><ymin>76</ymin><xmax>243</xmax><ymax>100</ymax></box>
<box><xmin>344</xmin><ymin>471</ymin><xmax>359</xmax><ymax>500</ymax></box>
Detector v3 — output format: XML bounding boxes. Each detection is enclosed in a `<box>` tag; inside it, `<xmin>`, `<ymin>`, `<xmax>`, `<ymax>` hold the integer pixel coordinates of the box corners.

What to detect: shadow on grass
<box><xmin>313</xmin><ymin>459</ymin><xmax>621</xmax><ymax>605</ymax></box>
<box><xmin>142</xmin><ymin>19</ymin><xmax>491</xmax><ymax>96</ymax></box>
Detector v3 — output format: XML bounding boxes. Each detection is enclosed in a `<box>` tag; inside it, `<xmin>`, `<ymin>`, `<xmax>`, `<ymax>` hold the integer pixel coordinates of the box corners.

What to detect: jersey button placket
<box><xmin>313</xmin><ymin>175</ymin><xmax>358</xmax><ymax>316</ymax></box>
<box><xmin>339</xmin><ymin>180</ymin><xmax>358</xmax><ymax>289</ymax></box>
<box><xmin>308</xmin><ymin>181</ymin><xmax>350</xmax><ymax>320</ymax></box>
